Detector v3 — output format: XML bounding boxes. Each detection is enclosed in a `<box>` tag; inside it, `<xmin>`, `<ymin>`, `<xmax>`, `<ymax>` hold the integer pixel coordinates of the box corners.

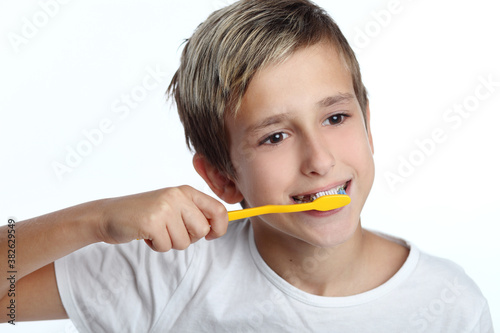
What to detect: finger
<box><xmin>181</xmin><ymin>206</ymin><xmax>211</xmax><ymax>243</ymax></box>
<box><xmin>205</xmin><ymin>205</ymin><xmax>228</xmax><ymax>240</ymax></box>
<box><xmin>165</xmin><ymin>212</ymin><xmax>192</xmax><ymax>250</ymax></box>
<box><xmin>189</xmin><ymin>190</ymin><xmax>228</xmax><ymax>240</ymax></box>
<box><xmin>145</xmin><ymin>224</ymin><xmax>172</xmax><ymax>252</ymax></box>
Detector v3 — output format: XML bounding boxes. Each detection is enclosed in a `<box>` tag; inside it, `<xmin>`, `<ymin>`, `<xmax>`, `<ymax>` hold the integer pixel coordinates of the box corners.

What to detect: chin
<box><xmin>296</xmin><ymin>214</ymin><xmax>361</xmax><ymax>249</ymax></box>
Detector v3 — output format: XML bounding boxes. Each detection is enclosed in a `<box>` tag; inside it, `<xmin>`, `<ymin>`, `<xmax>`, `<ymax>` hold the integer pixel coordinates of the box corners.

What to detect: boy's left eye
<box><xmin>323</xmin><ymin>114</ymin><xmax>347</xmax><ymax>126</ymax></box>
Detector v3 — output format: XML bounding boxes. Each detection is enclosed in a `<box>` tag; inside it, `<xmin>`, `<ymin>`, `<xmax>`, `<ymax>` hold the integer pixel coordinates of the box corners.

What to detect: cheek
<box><xmin>339</xmin><ymin>127</ymin><xmax>375</xmax><ymax>173</ymax></box>
<box><xmin>354</xmin><ymin>132</ymin><xmax>375</xmax><ymax>190</ymax></box>
<box><xmin>236</xmin><ymin>150</ymin><xmax>296</xmax><ymax>205</ymax></box>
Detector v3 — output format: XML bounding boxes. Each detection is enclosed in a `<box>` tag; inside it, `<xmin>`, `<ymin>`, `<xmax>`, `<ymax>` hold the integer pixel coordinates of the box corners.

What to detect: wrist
<box><xmin>71</xmin><ymin>199</ymin><xmax>107</xmax><ymax>245</ymax></box>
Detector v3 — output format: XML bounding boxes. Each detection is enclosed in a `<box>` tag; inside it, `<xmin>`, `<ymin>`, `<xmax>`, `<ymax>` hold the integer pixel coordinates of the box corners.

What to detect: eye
<box><xmin>323</xmin><ymin>113</ymin><xmax>348</xmax><ymax>126</ymax></box>
<box><xmin>260</xmin><ymin>132</ymin><xmax>289</xmax><ymax>145</ymax></box>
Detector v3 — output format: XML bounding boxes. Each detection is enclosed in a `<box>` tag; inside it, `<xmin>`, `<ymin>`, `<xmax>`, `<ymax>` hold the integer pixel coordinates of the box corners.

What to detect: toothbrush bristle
<box><xmin>294</xmin><ymin>183</ymin><xmax>347</xmax><ymax>203</ymax></box>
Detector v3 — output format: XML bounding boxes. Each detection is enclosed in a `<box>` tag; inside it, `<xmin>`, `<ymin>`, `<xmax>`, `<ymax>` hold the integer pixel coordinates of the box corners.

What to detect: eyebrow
<box><xmin>316</xmin><ymin>92</ymin><xmax>355</xmax><ymax>108</ymax></box>
<box><xmin>245</xmin><ymin>92</ymin><xmax>356</xmax><ymax>135</ymax></box>
<box><xmin>246</xmin><ymin>113</ymin><xmax>291</xmax><ymax>135</ymax></box>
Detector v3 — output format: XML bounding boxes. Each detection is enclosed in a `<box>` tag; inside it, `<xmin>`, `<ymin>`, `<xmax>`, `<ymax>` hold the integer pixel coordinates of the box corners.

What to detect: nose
<box><xmin>299</xmin><ymin>132</ymin><xmax>335</xmax><ymax>176</ymax></box>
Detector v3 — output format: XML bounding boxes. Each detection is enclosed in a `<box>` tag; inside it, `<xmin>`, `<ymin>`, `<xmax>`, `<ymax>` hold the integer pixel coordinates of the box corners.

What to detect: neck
<box><xmin>252</xmin><ymin>221</ymin><xmax>375</xmax><ymax>297</ymax></box>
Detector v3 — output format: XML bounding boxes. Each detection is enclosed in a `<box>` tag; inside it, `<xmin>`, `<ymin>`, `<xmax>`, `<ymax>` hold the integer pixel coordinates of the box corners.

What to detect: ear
<box><xmin>193</xmin><ymin>153</ymin><xmax>243</xmax><ymax>204</ymax></box>
<box><xmin>365</xmin><ymin>101</ymin><xmax>374</xmax><ymax>154</ymax></box>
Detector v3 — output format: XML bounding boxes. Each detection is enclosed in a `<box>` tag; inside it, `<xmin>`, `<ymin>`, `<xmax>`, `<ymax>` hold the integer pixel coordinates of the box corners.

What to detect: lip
<box><xmin>289</xmin><ymin>180</ymin><xmax>351</xmax><ymax>202</ymax></box>
<box><xmin>302</xmin><ymin>204</ymin><xmax>346</xmax><ymax>217</ymax></box>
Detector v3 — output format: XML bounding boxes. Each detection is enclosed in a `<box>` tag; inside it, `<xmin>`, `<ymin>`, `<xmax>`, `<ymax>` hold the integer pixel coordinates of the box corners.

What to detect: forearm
<box><xmin>0</xmin><ymin>185</ymin><xmax>229</xmax><ymax>308</ymax></box>
<box><xmin>0</xmin><ymin>199</ymin><xmax>103</xmax><ymax>298</ymax></box>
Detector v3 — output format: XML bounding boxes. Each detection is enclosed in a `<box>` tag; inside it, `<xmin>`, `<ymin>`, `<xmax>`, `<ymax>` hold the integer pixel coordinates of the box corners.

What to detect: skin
<box><xmin>0</xmin><ymin>41</ymin><xmax>408</xmax><ymax>323</ymax></box>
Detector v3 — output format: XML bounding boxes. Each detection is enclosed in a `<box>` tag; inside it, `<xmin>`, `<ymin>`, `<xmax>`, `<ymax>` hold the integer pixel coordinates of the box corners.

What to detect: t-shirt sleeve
<box><xmin>54</xmin><ymin>240</ymin><xmax>197</xmax><ymax>333</ymax></box>
<box><xmin>471</xmin><ymin>300</ymin><xmax>494</xmax><ymax>333</ymax></box>
<box><xmin>413</xmin><ymin>252</ymin><xmax>495</xmax><ymax>333</ymax></box>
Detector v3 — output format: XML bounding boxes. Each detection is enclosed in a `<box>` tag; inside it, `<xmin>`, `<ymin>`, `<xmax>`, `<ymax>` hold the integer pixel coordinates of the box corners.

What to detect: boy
<box><xmin>0</xmin><ymin>0</ymin><xmax>493</xmax><ymax>331</ymax></box>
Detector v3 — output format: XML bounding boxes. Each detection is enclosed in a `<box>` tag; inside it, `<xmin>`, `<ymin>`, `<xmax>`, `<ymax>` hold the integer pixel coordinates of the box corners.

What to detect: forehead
<box><xmin>237</xmin><ymin>42</ymin><xmax>354</xmax><ymax>120</ymax></box>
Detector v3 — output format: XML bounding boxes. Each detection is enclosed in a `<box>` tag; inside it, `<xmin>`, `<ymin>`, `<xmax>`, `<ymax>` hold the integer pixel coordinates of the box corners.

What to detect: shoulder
<box><xmin>412</xmin><ymin>246</ymin><xmax>479</xmax><ymax>291</ymax></box>
<box><xmin>374</xmin><ymin>231</ymin><xmax>486</xmax><ymax>302</ymax></box>
<box><xmin>382</xmin><ymin>234</ymin><xmax>493</xmax><ymax>332</ymax></box>
<box><xmin>411</xmin><ymin>249</ymin><xmax>486</xmax><ymax>304</ymax></box>
<box><xmin>368</xmin><ymin>230</ymin><xmax>493</xmax><ymax>332</ymax></box>
<box><xmin>409</xmin><ymin>250</ymin><xmax>493</xmax><ymax>332</ymax></box>
<box><xmin>368</xmin><ymin>230</ymin><xmax>480</xmax><ymax>291</ymax></box>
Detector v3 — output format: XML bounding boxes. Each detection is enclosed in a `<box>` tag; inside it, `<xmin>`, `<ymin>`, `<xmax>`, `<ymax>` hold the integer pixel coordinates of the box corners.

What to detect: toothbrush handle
<box><xmin>228</xmin><ymin>202</ymin><xmax>313</xmax><ymax>221</ymax></box>
<box><xmin>228</xmin><ymin>206</ymin><xmax>272</xmax><ymax>221</ymax></box>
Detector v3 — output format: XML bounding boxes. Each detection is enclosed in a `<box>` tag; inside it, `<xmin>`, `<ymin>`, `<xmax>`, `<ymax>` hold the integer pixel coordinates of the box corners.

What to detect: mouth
<box><xmin>291</xmin><ymin>181</ymin><xmax>349</xmax><ymax>204</ymax></box>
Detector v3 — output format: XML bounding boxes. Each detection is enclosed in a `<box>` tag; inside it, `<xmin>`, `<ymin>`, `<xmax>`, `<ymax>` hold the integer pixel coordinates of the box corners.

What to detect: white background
<box><xmin>0</xmin><ymin>0</ymin><xmax>499</xmax><ymax>331</ymax></box>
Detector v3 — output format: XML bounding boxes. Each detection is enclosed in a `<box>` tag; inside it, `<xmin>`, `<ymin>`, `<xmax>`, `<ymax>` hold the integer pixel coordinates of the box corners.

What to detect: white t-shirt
<box><xmin>55</xmin><ymin>220</ymin><xmax>493</xmax><ymax>333</ymax></box>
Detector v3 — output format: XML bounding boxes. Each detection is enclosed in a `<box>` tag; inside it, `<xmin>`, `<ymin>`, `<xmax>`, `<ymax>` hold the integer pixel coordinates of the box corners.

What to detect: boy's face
<box><xmin>226</xmin><ymin>42</ymin><xmax>374</xmax><ymax>248</ymax></box>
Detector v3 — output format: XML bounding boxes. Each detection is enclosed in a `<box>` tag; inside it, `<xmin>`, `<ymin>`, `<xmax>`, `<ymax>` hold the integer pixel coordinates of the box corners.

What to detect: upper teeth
<box><xmin>293</xmin><ymin>183</ymin><xmax>346</xmax><ymax>203</ymax></box>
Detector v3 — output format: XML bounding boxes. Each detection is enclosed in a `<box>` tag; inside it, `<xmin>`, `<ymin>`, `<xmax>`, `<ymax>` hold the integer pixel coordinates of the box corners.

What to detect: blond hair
<box><xmin>168</xmin><ymin>0</ymin><xmax>368</xmax><ymax>177</ymax></box>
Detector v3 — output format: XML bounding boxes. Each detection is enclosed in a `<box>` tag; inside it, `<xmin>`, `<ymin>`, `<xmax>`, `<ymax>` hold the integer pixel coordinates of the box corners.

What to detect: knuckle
<box><xmin>178</xmin><ymin>185</ymin><xmax>193</xmax><ymax>192</ymax></box>
<box><xmin>172</xmin><ymin>185</ymin><xmax>192</xmax><ymax>199</ymax></box>
<box><xmin>156</xmin><ymin>243</ymin><xmax>172</xmax><ymax>253</ymax></box>
<box><xmin>214</xmin><ymin>203</ymin><xmax>227</xmax><ymax>218</ymax></box>
<box><xmin>141</xmin><ymin>217</ymin><xmax>156</xmax><ymax>234</ymax></box>
<box><xmin>190</xmin><ymin>228</ymin><xmax>202</xmax><ymax>239</ymax></box>
<box><xmin>160</xmin><ymin>186</ymin><xmax>192</xmax><ymax>208</ymax></box>
<box><xmin>173</xmin><ymin>237</ymin><xmax>191</xmax><ymax>251</ymax></box>
<box><xmin>158</xmin><ymin>204</ymin><xmax>173</xmax><ymax>219</ymax></box>
<box><xmin>212</xmin><ymin>226</ymin><xmax>227</xmax><ymax>238</ymax></box>
<box><xmin>210</xmin><ymin>204</ymin><xmax>229</xmax><ymax>236</ymax></box>
<box><xmin>175</xmin><ymin>243</ymin><xmax>190</xmax><ymax>251</ymax></box>
<box><xmin>202</xmin><ymin>223</ymin><xmax>212</xmax><ymax>235</ymax></box>
<box><xmin>162</xmin><ymin>187</ymin><xmax>182</xmax><ymax>201</ymax></box>
<box><xmin>151</xmin><ymin>239</ymin><xmax>172</xmax><ymax>253</ymax></box>
<box><xmin>192</xmin><ymin>223</ymin><xmax>211</xmax><ymax>238</ymax></box>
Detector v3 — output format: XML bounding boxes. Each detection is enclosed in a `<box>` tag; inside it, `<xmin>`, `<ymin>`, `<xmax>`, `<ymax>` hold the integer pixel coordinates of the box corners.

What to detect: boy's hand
<box><xmin>97</xmin><ymin>186</ymin><xmax>228</xmax><ymax>252</ymax></box>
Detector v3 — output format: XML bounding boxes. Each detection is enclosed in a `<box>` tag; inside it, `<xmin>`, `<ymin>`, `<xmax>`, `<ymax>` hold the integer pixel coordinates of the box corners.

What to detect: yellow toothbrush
<box><xmin>228</xmin><ymin>194</ymin><xmax>350</xmax><ymax>221</ymax></box>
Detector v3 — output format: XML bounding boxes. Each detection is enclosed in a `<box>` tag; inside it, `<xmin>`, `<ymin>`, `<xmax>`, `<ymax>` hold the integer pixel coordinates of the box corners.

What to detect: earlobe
<box><xmin>193</xmin><ymin>154</ymin><xmax>243</xmax><ymax>204</ymax></box>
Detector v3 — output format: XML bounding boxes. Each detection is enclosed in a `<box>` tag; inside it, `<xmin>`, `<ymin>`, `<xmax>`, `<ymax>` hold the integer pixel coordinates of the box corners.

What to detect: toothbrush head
<box><xmin>310</xmin><ymin>194</ymin><xmax>350</xmax><ymax>211</ymax></box>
